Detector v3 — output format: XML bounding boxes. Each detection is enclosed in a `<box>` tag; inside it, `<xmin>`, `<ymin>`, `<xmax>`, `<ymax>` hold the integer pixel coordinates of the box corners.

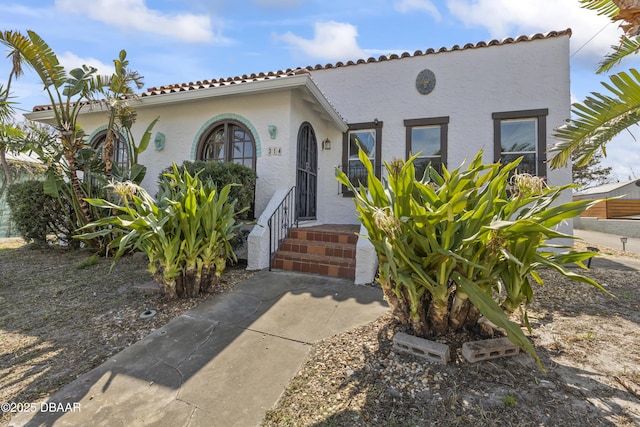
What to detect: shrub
<box><xmin>78</xmin><ymin>164</ymin><xmax>246</xmax><ymax>299</ymax></box>
<box><xmin>159</xmin><ymin>161</ymin><xmax>256</xmax><ymax>219</ymax></box>
<box><xmin>6</xmin><ymin>180</ymin><xmax>72</xmax><ymax>245</ymax></box>
<box><xmin>336</xmin><ymin>149</ymin><xmax>607</xmax><ymax>368</ymax></box>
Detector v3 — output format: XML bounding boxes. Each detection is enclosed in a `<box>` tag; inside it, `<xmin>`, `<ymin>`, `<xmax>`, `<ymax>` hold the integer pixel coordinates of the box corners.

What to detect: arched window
<box><xmin>91</xmin><ymin>129</ymin><xmax>129</xmax><ymax>173</ymax></box>
<box><xmin>197</xmin><ymin>120</ymin><xmax>256</xmax><ymax>169</ymax></box>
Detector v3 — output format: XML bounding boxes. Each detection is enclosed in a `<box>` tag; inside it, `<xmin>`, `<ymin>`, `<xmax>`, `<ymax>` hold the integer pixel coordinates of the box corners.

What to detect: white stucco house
<box><xmin>26</xmin><ymin>29</ymin><xmax>573</xmax><ymax>283</ymax></box>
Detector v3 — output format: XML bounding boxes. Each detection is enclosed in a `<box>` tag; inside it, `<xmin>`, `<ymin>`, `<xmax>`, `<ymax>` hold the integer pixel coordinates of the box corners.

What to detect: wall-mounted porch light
<box><xmin>268</xmin><ymin>125</ymin><xmax>277</xmax><ymax>139</ymax></box>
<box><xmin>322</xmin><ymin>138</ymin><xmax>331</xmax><ymax>150</ymax></box>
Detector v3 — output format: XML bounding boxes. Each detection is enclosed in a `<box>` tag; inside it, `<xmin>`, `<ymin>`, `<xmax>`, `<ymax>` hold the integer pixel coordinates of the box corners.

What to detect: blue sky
<box><xmin>1</xmin><ymin>0</ymin><xmax>638</xmax><ymax>182</ymax></box>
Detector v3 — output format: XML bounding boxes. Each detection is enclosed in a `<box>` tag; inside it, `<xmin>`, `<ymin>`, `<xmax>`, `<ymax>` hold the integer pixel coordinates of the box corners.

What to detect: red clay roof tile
<box><xmin>31</xmin><ymin>29</ymin><xmax>571</xmax><ymax>112</ymax></box>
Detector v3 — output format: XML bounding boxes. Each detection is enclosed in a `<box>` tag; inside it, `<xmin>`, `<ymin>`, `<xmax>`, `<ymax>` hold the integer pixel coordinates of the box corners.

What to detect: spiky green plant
<box><xmin>337</xmin><ymin>149</ymin><xmax>608</xmax><ymax>367</ymax></box>
<box><xmin>76</xmin><ymin>164</ymin><xmax>244</xmax><ymax>299</ymax></box>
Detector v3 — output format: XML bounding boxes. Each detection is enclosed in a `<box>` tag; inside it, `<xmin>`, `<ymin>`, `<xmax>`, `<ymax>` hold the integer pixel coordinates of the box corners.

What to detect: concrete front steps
<box><xmin>271</xmin><ymin>224</ymin><xmax>359</xmax><ymax>280</ymax></box>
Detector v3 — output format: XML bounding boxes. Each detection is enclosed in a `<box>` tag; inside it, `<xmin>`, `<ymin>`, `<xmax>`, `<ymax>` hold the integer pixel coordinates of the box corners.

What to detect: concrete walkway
<box><xmin>572</xmin><ymin>228</ymin><xmax>640</xmax><ymax>271</ymax></box>
<box><xmin>10</xmin><ymin>271</ymin><xmax>388</xmax><ymax>427</ymax></box>
<box><xmin>574</xmin><ymin>228</ymin><xmax>640</xmax><ymax>255</ymax></box>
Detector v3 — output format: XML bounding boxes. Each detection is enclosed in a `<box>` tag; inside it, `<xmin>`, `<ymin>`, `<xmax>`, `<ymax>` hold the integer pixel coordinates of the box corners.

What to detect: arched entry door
<box><xmin>296</xmin><ymin>122</ymin><xmax>317</xmax><ymax>220</ymax></box>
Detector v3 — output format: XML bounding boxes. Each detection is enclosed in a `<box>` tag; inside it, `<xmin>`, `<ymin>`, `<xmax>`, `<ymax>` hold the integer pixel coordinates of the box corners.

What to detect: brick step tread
<box><xmin>294</xmin><ymin>224</ymin><xmax>360</xmax><ymax>233</ymax></box>
<box><xmin>280</xmin><ymin>239</ymin><xmax>356</xmax><ymax>258</ymax></box>
<box><xmin>281</xmin><ymin>237</ymin><xmax>356</xmax><ymax>248</ymax></box>
<box><xmin>289</xmin><ymin>228</ymin><xmax>358</xmax><ymax>245</ymax></box>
<box><xmin>273</xmin><ymin>251</ymin><xmax>356</xmax><ymax>267</ymax></box>
<box><xmin>271</xmin><ymin>256</ymin><xmax>355</xmax><ymax>279</ymax></box>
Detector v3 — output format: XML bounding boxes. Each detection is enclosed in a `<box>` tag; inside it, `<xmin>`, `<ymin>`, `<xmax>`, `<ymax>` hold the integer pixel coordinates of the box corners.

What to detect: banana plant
<box><xmin>337</xmin><ymin>148</ymin><xmax>607</xmax><ymax>369</ymax></box>
<box><xmin>94</xmin><ymin>49</ymin><xmax>145</xmax><ymax>180</ymax></box>
<box><xmin>0</xmin><ymin>30</ymin><xmax>107</xmax><ymax>226</ymax></box>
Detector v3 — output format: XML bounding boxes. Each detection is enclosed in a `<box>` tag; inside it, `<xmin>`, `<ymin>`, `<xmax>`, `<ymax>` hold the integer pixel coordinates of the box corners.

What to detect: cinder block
<box><xmin>392</xmin><ymin>332</ymin><xmax>450</xmax><ymax>364</ymax></box>
<box><xmin>462</xmin><ymin>337</ymin><xmax>520</xmax><ymax>363</ymax></box>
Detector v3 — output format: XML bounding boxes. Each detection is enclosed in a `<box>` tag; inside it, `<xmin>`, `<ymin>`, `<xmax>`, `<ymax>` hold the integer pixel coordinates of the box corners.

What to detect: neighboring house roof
<box><xmin>574</xmin><ymin>179</ymin><xmax>640</xmax><ymax>196</ymax></box>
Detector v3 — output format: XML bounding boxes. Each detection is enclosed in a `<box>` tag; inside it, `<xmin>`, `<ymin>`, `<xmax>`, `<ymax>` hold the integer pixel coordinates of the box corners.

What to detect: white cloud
<box><xmin>58</xmin><ymin>52</ymin><xmax>112</xmax><ymax>76</ymax></box>
<box><xmin>395</xmin><ymin>0</ymin><xmax>441</xmax><ymax>21</ymax></box>
<box><xmin>279</xmin><ymin>21</ymin><xmax>367</xmax><ymax>62</ymax></box>
<box><xmin>599</xmin><ymin>130</ymin><xmax>640</xmax><ymax>182</ymax></box>
<box><xmin>446</xmin><ymin>0</ymin><xmax>622</xmax><ymax>64</ymax></box>
<box><xmin>54</xmin><ymin>0</ymin><xmax>220</xmax><ymax>43</ymax></box>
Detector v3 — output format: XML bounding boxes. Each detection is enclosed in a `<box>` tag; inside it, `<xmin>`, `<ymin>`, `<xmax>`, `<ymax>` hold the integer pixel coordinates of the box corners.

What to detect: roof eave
<box><xmin>302</xmin><ymin>77</ymin><xmax>348</xmax><ymax>133</ymax></box>
<box><xmin>24</xmin><ymin>109</ymin><xmax>58</xmax><ymax>122</ymax></box>
<box><xmin>25</xmin><ymin>74</ymin><xmax>348</xmax><ymax>132</ymax></box>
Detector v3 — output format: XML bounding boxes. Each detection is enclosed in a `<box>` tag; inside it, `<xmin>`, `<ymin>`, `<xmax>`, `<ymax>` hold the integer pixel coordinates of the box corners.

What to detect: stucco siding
<box><xmin>309</xmin><ymin>36</ymin><xmax>571</xmax><ymax>184</ymax></box>
<box><xmin>309</xmin><ymin>34</ymin><xmax>572</xmax><ymax>235</ymax></box>
<box><xmin>77</xmin><ymin>91</ymin><xmax>307</xmax><ymax>218</ymax></box>
<box><xmin>288</xmin><ymin>94</ymin><xmax>358</xmax><ymax>225</ymax></box>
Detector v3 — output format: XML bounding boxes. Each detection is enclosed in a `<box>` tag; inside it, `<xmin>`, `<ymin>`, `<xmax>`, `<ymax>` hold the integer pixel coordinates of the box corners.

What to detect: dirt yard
<box><xmin>263</xmin><ymin>246</ymin><xmax>640</xmax><ymax>426</ymax></box>
<box><xmin>0</xmin><ymin>241</ymin><xmax>254</xmax><ymax>427</ymax></box>
<box><xmin>1</xmin><ymin>239</ymin><xmax>639</xmax><ymax>426</ymax></box>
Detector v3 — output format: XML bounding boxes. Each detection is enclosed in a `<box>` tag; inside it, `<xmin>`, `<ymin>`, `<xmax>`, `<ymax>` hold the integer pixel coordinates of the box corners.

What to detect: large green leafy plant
<box><xmin>337</xmin><ymin>149</ymin><xmax>607</xmax><ymax>367</ymax></box>
<box><xmin>159</xmin><ymin>161</ymin><xmax>257</xmax><ymax>220</ymax></box>
<box><xmin>0</xmin><ymin>30</ymin><xmax>106</xmax><ymax>226</ymax></box>
<box><xmin>77</xmin><ymin>165</ymin><xmax>244</xmax><ymax>299</ymax></box>
<box><xmin>0</xmin><ymin>31</ymin><xmax>155</xmax><ymax>249</ymax></box>
<box><xmin>6</xmin><ymin>180</ymin><xmax>72</xmax><ymax>245</ymax></box>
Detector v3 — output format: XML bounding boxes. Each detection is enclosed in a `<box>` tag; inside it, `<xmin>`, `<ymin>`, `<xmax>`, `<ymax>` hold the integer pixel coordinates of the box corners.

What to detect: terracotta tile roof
<box><xmin>32</xmin><ymin>29</ymin><xmax>571</xmax><ymax>112</ymax></box>
<box><xmin>141</xmin><ymin>29</ymin><xmax>571</xmax><ymax>98</ymax></box>
<box><xmin>142</xmin><ymin>69</ymin><xmax>309</xmax><ymax>97</ymax></box>
<box><xmin>301</xmin><ymin>29</ymin><xmax>572</xmax><ymax>70</ymax></box>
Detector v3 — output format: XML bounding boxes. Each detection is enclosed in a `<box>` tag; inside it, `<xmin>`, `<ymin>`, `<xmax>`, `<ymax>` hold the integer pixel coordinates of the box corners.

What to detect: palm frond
<box><xmin>0</xmin><ymin>30</ymin><xmax>66</xmax><ymax>89</ymax></box>
<box><xmin>598</xmin><ymin>35</ymin><xmax>640</xmax><ymax>73</ymax></box>
<box><xmin>550</xmin><ymin>68</ymin><xmax>640</xmax><ymax>168</ymax></box>
<box><xmin>25</xmin><ymin>30</ymin><xmax>66</xmax><ymax>86</ymax></box>
<box><xmin>0</xmin><ymin>123</ymin><xmax>24</xmax><ymax>140</ymax></box>
<box><xmin>63</xmin><ymin>66</ymin><xmax>98</xmax><ymax>98</ymax></box>
<box><xmin>0</xmin><ymin>85</ymin><xmax>15</xmax><ymax>122</ymax></box>
<box><xmin>580</xmin><ymin>0</ymin><xmax>619</xmax><ymax>18</ymax></box>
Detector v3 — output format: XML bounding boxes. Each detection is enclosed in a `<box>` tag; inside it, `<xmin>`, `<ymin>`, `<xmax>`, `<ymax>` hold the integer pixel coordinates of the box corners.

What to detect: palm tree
<box><xmin>0</xmin><ymin>30</ymin><xmax>104</xmax><ymax>225</ymax></box>
<box><xmin>550</xmin><ymin>0</ymin><xmax>640</xmax><ymax>168</ymax></box>
<box><xmin>0</xmin><ymin>49</ymin><xmax>24</xmax><ymax>197</ymax></box>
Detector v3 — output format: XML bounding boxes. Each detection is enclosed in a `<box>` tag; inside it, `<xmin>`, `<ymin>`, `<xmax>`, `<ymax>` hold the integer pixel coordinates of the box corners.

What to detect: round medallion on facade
<box><xmin>415</xmin><ymin>69</ymin><xmax>436</xmax><ymax>95</ymax></box>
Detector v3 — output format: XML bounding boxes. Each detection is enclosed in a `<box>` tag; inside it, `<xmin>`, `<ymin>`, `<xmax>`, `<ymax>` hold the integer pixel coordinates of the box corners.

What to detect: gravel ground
<box><xmin>2</xmin><ymin>238</ymin><xmax>639</xmax><ymax>426</ymax></box>
<box><xmin>263</xmin><ymin>247</ymin><xmax>640</xmax><ymax>426</ymax></box>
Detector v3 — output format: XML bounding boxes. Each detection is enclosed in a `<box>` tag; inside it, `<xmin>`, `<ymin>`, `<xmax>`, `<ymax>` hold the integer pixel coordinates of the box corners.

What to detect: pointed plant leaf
<box><xmin>453</xmin><ymin>272</ymin><xmax>543</xmax><ymax>370</ymax></box>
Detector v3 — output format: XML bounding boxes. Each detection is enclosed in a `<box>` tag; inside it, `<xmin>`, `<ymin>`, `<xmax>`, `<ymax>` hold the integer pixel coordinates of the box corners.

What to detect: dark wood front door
<box><xmin>296</xmin><ymin>123</ymin><xmax>317</xmax><ymax>220</ymax></box>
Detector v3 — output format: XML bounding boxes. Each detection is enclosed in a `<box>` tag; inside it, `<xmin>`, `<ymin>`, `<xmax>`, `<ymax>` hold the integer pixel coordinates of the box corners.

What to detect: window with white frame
<box><xmin>493</xmin><ymin>109</ymin><xmax>548</xmax><ymax>177</ymax></box>
<box><xmin>404</xmin><ymin>117</ymin><xmax>448</xmax><ymax>178</ymax></box>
